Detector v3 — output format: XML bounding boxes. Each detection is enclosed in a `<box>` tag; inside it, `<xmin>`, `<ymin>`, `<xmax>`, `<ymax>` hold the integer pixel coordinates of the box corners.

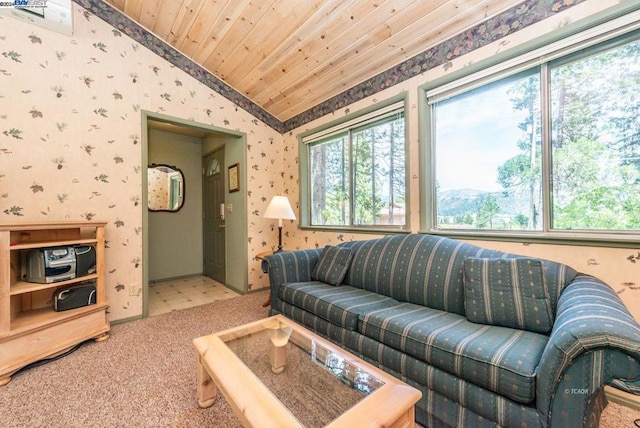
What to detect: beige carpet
<box><xmin>0</xmin><ymin>290</ymin><xmax>638</xmax><ymax>427</ymax></box>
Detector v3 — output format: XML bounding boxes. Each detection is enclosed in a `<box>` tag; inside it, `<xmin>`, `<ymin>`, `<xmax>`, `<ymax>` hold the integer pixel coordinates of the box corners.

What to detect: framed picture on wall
<box><xmin>228</xmin><ymin>163</ymin><xmax>240</xmax><ymax>193</ymax></box>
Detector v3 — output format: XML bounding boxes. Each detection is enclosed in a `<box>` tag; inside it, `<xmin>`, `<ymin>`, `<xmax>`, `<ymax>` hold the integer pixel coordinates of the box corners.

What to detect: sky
<box><xmin>434</xmin><ymin>81</ymin><xmax>533</xmax><ymax>193</ymax></box>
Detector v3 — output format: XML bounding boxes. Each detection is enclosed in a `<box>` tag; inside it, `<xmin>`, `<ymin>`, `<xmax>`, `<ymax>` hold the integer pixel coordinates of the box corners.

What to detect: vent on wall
<box><xmin>0</xmin><ymin>0</ymin><xmax>73</xmax><ymax>36</ymax></box>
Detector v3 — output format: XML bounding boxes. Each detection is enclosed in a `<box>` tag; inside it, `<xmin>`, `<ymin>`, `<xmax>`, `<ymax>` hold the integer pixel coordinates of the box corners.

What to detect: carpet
<box><xmin>0</xmin><ymin>290</ymin><xmax>638</xmax><ymax>427</ymax></box>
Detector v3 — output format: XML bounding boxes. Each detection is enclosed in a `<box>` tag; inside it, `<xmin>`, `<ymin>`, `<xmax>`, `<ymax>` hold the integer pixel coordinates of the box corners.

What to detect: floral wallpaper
<box><xmin>0</xmin><ymin>4</ymin><xmax>281</xmax><ymax>321</ymax></box>
<box><xmin>146</xmin><ymin>168</ymin><xmax>168</xmax><ymax>211</ymax></box>
<box><xmin>74</xmin><ymin>0</ymin><xmax>286</xmax><ymax>133</ymax></box>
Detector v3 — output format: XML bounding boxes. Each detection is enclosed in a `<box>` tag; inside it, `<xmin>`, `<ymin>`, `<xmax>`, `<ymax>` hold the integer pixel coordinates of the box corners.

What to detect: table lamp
<box><xmin>263</xmin><ymin>195</ymin><xmax>296</xmax><ymax>253</ymax></box>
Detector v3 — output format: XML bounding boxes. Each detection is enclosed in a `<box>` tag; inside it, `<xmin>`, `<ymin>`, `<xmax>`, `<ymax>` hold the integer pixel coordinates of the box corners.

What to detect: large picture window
<box><xmin>304</xmin><ymin>102</ymin><xmax>407</xmax><ymax>229</ymax></box>
<box><xmin>428</xmin><ymin>27</ymin><xmax>640</xmax><ymax>234</ymax></box>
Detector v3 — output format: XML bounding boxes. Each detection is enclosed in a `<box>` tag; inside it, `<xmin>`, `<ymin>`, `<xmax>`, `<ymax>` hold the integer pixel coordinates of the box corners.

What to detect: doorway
<box><xmin>141</xmin><ymin>111</ymin><xmax>248</xmax><ymax>318</ymax></box>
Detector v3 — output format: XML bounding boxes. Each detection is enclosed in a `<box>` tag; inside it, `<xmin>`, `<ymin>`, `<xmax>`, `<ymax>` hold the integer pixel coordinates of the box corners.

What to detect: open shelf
<box><xmin>10</xmin><ymin>238</ymin><xmax>98</xmax><ymax>251</ymax></box>
<box><xmin>10</xmin><ymin>274</ymin><xmax>99</xmax><ymax>296</ymax></box>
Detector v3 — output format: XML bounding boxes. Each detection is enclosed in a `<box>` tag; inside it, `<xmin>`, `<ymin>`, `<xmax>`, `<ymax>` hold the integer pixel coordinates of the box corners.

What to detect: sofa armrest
<box><xmin>264</xmin><ymin>248</ymin><xmax>324</xmax><ymax>307</ymax></box>
<box><xmin>536</xmin><ymin>275</ymin><xmax>640</xmax><ymax>427</ymax></box>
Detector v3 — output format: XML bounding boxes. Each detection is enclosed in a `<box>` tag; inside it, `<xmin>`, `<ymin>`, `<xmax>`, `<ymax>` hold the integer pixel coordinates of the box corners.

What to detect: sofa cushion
<box><xmin>463</xmin><ymin>257</ymin><xmax>554</xmax><ymax>334</ymax></box>
<box><xmin>358</xmin><ymin>302</ymin><xmax>549</xmax><ymax>403</ymax></box>
<box><xmin>311</xmin><ymin>245</ymin><xmax>354</xmax><ymax>286</ymax></box>
<box><xmin>340</xmin><ymin>234</ymin><xmax>578</xmax><ymax>318</ymax></box>
<box><xmin>279</xmin><ymin>281</ymin><xmax>399</xmax><ymax>330</ymax></box>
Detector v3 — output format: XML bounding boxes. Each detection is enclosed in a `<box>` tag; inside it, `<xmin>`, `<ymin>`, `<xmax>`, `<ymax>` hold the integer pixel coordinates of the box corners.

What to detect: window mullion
<box><xmin>348</xmin><ymin>130</ymin><xmax>355</xmax><ymax>227</ymax></box>
<box><xmin>306</xmin><ymin>143</ymin><xmax>312</xmax><ymax>226</ymax></box>
<box><xmin>540</xmin><ymin>63</ymin><xmax>553</xmax><ymax>233</ymax></box>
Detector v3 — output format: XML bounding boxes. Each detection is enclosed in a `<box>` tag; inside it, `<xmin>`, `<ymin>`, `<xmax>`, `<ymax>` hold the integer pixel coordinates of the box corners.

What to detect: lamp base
<box><xmin>275</xmin><ymin>226</ymin><xmax>284</xmax><ymax>253</ymax></box>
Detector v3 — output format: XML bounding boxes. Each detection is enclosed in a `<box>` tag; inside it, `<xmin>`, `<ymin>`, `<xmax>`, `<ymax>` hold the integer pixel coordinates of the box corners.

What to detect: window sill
<box><xmin>421</xmin><ymin>229</ymin><xmax>640</xmax><ymax>249</ymax></box>
<box><xmin>298</xmin><ymin>225</ymin><xmax>411</xmax><ymax>236</ymax></box>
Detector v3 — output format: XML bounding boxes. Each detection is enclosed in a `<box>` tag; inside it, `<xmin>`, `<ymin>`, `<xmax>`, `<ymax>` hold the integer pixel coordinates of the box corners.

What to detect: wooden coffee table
<box><xmin>193</xmin><ymin>315</ymin><xmax>421</xmax><ymax>427</ymax></box>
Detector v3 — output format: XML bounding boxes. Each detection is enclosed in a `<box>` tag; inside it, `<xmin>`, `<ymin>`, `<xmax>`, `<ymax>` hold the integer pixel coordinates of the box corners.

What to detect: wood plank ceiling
<box><xmin>104</xmin><ymin>0</ymin><xmax>524</xmax><ymax>122</ymax></box>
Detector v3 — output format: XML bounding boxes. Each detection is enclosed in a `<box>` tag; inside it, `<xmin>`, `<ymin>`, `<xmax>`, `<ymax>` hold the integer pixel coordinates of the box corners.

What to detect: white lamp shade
<box><xmin>264</xmin><ymin>196</ymin><xmax>296</xmax><ymax>220</ymax></box>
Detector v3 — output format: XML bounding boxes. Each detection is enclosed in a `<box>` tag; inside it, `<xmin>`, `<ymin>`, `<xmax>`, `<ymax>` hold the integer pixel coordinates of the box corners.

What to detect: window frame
<box><xmin>419</xmin><ymin>11</ymin><xmax>640</xmax><ymax>246</ymax></box>
<box><xmin>299</xmin><ymin>95</ymin><xmax>410</xmax><ymax>234</ymax></box>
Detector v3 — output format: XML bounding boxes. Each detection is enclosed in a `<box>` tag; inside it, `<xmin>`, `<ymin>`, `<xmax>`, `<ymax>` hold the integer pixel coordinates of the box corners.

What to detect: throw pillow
<box><xmin>311</xmin><ymin>245</ymin><xmax>354</xmax><ymax>286</ymax></box>
<box><xmin>463</xmin><ymin>257</ymin><xmax>554</xmax><ymax>334</ymax></box>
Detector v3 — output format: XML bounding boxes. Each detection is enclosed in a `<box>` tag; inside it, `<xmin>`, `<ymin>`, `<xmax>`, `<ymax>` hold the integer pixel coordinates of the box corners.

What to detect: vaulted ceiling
<box><xmin>103</xmin><ymin>0</ymin><xmax>524</xmax><ymax>123</ymax></box>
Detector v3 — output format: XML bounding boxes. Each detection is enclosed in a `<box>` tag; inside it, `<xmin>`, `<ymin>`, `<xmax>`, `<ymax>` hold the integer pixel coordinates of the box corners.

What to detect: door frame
<box><xmin>141</xmin><ymin>111</ymin><xmax>247</xmax><ymax>318</ymax></box>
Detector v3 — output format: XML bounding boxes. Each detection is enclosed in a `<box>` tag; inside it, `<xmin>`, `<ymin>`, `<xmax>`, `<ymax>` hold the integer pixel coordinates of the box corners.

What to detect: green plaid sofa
<box><xmin>265</xmin><ymin>234</ymin><xmax>640</xmax><ymax>427</ymax></box>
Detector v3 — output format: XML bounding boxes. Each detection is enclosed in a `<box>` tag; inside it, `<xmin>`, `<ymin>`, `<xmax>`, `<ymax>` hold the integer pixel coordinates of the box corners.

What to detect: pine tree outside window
<box><xmin>302</xmin><ymin>101</ymin><xmax>407</xmax><ymax>230</ymax></box>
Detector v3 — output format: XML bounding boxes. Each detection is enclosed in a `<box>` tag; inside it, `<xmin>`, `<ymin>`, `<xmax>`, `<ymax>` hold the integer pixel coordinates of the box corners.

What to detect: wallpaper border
<box><xmin>282</xmin><ymin>0</ymin><xmax>588</xmax><ymax>131</ymax></box>
<box><xmin>76</xmin><ymin>0</ymin><xmax>585</xmax><ymax>134</ymax></box>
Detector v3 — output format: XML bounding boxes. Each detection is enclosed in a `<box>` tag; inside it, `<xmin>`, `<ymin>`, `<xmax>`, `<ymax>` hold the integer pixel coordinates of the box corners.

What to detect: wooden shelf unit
<box><xmin>0</xmin><ymin>221</ymin><xmax>110</xmax><ymax>386</ymax></box>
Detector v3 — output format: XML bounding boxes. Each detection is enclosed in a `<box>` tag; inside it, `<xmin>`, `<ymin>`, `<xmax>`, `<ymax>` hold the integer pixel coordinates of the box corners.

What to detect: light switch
<box><xmin>227</xmin><ymin>204</ymin><xmax>233</xmax><ymax>213</ymax></box>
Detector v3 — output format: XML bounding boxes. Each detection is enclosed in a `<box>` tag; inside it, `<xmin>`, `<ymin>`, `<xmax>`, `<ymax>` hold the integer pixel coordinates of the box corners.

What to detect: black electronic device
<box><xmin>74</xmin><ymin>245</ymin><xmax>96</xmax><ymax>277</ymax></box>
<box><xmin>53</xmin><ymin>283</ymin><xmax>96</xmax><ymax>311</ymax></box>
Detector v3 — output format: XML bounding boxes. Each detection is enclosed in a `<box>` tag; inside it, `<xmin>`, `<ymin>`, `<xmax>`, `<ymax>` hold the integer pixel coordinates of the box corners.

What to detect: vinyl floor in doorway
<box><xmin>148</xmin><ymin>276</ymin><xmax>240</xmax><ymax>317</ymax></box>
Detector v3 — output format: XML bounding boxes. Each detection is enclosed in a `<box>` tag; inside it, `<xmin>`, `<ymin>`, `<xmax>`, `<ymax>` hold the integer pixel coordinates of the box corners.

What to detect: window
<box><xmin>427</xmin><ymin>25</ymin><xmax>640</xmax><ymax>235</ymax></box>
<box><xmin>303</xmin><ymin>102</ymin><xmax>407</xmax><ymax>230</ymax></box>
<box><xmin>433</xmin><ymin>71</ymin><xmax>542</xmax><ymax>231</ymax></box>
<box><xmin>550</xmin><ymin>40</ymin><xmax>640</xmax><ymax>230</ymax></box>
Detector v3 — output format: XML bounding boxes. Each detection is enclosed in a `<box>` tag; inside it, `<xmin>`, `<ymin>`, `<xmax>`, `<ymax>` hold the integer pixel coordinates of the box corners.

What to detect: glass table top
<box><xmin>222</xmin><ymin>318</ymin><xmax>384</xmax><ymax>427</ymax></box>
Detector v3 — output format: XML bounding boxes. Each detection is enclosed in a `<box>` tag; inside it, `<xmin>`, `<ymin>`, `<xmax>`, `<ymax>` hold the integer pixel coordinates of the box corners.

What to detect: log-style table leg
<box><xmin>256</xmin><ymin>252</ymin><xmax>273</xmax><ymax>307</ymax></box>
<box><xmin>196</xmin><ymin>354</ymin><xmax>217</xmax><ymax>408</ymax></box>
<box><xmin>269</xmin><ymin>342</ymin><xmax>288</xmax><ymax>374</ymax></box>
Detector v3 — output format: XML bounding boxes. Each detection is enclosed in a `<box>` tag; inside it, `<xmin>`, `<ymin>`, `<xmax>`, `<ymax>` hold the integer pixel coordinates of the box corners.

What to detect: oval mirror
<box><xmin>148</xmin><ymin>164</ymin><xmax>185</xmax><ymax>212</ymax></box>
